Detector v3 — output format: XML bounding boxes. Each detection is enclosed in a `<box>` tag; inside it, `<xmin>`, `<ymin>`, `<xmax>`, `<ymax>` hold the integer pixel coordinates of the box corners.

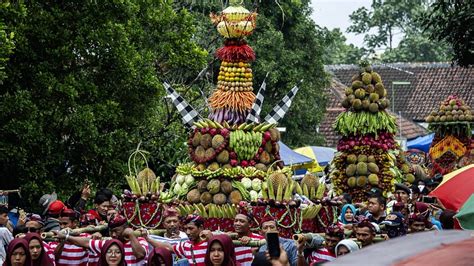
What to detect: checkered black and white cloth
<box><xmin>264</xmin><ymin>83</ymin><xmax>300</xmax><ymax>124</ymax></box>
<box><xmin>246</xmin><ymin>76</ymin><xmax>267</xmax><ymax>123</ymax></box>
<box><xmin>163</xmin><ymin>82</ymin><xmax>201</xmax><ymax>128</ymax></box>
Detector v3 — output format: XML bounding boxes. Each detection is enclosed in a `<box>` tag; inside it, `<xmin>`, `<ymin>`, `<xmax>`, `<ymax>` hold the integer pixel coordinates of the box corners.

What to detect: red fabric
<box><xmin>122</xmin><ymin>202</ymin><xmax>162</xmax><ymax>228</ymax></box>
<box><xmin>97</xmin><ymin>239</ymin><xmax>125</xmax><ymax>266</ymax></box>
<box><xmin>4</xmin><ymin>238</ymin><xmax>31</xmax><ymax>266</ymax></box>
<box><xmin>308</xmin><ymin>248</ymin><xmax>336</xmax><ymax>264</ymax></box>
<box><xmin>148</xmin><ymin>247</ymin><xmax>173</xmax><ymax>266</ymax></box>
<box><xmin>173</xmin><ymin>240</ymin><xmax>208</xmax><ymax>266</ymax></box>
<box><xmin>90</xmin><ymin>238</ymin><xmax>148</xmax><ymax>266</ymax></box>
<box><xmin>430</xmin><ymin>166</ymin><xmax>474</xmax><ymax>210</ymax></box>
<box><xmin>87</xmin><ymin>209</ymin><xmax>103</xmax><ymax>222</ymax></box>
<box><xmin>48</xmin><ymin>233</ymin><xmax>89</xmax><ymax>266</ymax></box>
<box><xmin>234</xmin><ymin>233</ymin><xmax>264</xmax><ymax>266</ymax></box>
<box><xmin>24</xmin><ymin>233</ymin><xmax>54</xmax><ymax>266</ymax></box>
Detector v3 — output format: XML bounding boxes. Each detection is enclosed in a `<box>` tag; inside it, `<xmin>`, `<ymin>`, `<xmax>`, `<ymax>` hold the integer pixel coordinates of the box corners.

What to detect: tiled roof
<box><xmin>325</xmin><ymin>63</ymin><xmax>474</xmax><ymax>122</ymax></box>
<box><xmin>319</xmin><ymin>79</ymin><xmax>428</xmax><ymax>148</ymax></box>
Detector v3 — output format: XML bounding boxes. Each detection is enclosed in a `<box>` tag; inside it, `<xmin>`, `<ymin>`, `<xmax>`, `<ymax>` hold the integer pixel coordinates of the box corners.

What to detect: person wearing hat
<box><xmin>146</xmin><ymin>214</ymin><xmax>210</xmax><ymax>266</ymax></box>
<box><xmin>258</xmin><ymin>215</ymin><xmax>297</xmax><ymax>266</ymax></box>
<box><xmin>394</xmin><ymin>183</ymin><xmax>411</xmax><ymax>205</ymax></box>
<box><xmin>55</xmin><ymin>214</ymin><xmax>148</xmax><ymax>265</ymax></box>
<box><xmin>380</xmin><ymin>212</ymin><xmax>407</xmax><ymax>239</ymax></box>
<box><xmin>233</xmin><ymin>212</ymin><xmax>264</xmax><ymax>266</ymax></box>
<box><xmin>43</xmin><ymin>200</ymin><xmax>65</xmax><ymax>232</ymax></box>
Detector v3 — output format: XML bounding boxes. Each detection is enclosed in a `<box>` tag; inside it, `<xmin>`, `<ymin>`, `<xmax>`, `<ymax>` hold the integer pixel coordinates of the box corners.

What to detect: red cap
<box><xmin>48</xmin><ymin>200</ymin><xmax>65</xmax><ymax>215</ymax></box>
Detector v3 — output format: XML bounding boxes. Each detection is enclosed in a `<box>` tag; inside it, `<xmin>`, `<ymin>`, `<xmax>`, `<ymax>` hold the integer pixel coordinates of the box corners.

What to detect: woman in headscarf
<box><xmin>147</xmin><ymin>247</ymin><xmax>173</xmax><ymax>266</ymax></box>
<box><xmin>3</xmin><ymin>238</ymin><xmax>31</xmax><ymax>266</ymax></box>
<box><xmin>205</xmin><ymin>234</ymin><xmax>238</xmax><ymax>266</ymax></box>
<box><xmin>24</xmin><ymin>233</ymin><xmax>54</xmax><ymax>266</ymax></box>
<box><xmin>338</xmin><ymin>204</ymin><xmax>357</xmax><ymax>230</ymax></box>
<box><xmin>335</xmin><ymin>239</ymin><xmax>360</xmax><ymax>257</ymax></box>
<box><xmin>414</xmin><ymin>202</ymin><xmax>441</xmax><ymax>230</ymax></box>
<box><xmin>98</xmin><ymin>239</ymin><xmax>125</xmax><ymax>266</ymax></box>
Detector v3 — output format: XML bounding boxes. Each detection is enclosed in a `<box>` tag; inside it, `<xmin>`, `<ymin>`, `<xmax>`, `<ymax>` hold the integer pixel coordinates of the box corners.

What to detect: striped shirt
<box><xmin>173</xmin><ymin>240</ymin><xmax>208</xmax><ymax>266</ymax></box>
<box><xmin>42</xmin><ymin>241</ymin><xmax>57</xmax><ymax>265</ymax></box>
<box><xmin>49</xmin><ymin>233</ymin><xmax>89</xmax><ymax>265</ymax></box>
<box><xmin>90</xmin><ymin>238</ymin><xmax>148</xmax><ymax>266</ymax></box>
<box><xmin>235</xmin><ymin>233</ymin><xmax>264</xmax><ymax>266</ymax></box>
<box><xmin>308</xmin><ymin>248</ymin><xmax>336</xmax><ymax>264</ymax></box>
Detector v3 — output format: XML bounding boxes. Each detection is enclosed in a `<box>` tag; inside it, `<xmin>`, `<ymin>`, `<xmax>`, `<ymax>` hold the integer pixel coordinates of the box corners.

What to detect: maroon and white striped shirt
<box><xmin>235</xmin><ymin>233</ymin><xmax>264</xmax><ymax>266</ymax></box>
<box><xmin>49</xmin><ymin>233</ymin><xmax>89</xmax><ymax>266</ymax></box>
<box><xmin>308</xmin><ymin>248</ymin><xmax>336</xmax><ymax>264</ymax></box>
<box><xmin>42</xmin><ymin>241</ymin><xmax>57</xmax><ymax>265</ymax></box>
<box><xmin>90</xmin><ymin>238</ymin><xmax>148</xmax><ymax>266</ymax></box>
<box><xmin>173</xmin><ymin>240</ymin><xmax>208</xmax><ymax>266</ymax></box>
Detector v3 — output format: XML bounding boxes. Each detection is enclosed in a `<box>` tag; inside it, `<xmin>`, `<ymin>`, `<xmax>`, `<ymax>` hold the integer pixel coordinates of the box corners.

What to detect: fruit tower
<box><xmin>425</xmin><ymin>95</ymin><xmax>474</xmax><ymax>176</ymax></box>
<box><xmin>329</xmin><ymin>63</ymin><xmax>415</xmax><ymax>202</ymax></box>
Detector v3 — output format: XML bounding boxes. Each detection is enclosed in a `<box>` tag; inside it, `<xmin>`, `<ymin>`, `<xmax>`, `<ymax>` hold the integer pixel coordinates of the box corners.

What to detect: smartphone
<box><xmin>421</xmin><ymin>196</ymin><xmax>436</xmax><ymax>204</ymax></box>
<box><xmin>266</xmin><ymin>232</ymin><xmax>280</xmax><ymax>258</ymax></box>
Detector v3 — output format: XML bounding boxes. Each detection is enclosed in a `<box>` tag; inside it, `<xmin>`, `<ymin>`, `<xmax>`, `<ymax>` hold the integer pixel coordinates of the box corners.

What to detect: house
<box><xmin>319</xmin><ymin>63</ymin><xmax>474</xmax><ymax>147</ymax></box>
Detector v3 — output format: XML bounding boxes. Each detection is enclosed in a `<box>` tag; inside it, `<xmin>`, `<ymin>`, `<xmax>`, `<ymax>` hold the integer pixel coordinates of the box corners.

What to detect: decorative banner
<box><xmin>264</xmin><ymin>81</ymin><xmax>302</xmax><ymax>124</ymax></box>
<box><xmin>246</xmin><ymin>72</ymin><xmax>269</xmax><ymax>123</ymax></box>
<box><xmin>163</xmin><ymin>82</ymin><xmax>201</xmax><ymax>128</ymax></box>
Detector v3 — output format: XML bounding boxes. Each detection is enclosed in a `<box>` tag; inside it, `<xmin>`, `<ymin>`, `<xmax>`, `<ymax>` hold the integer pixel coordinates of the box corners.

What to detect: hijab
<box><xmin>3</xmin><ymin>238</ymin><xmax>31</xmax><ymax>266</ymax></box>
<box><xmin>339</xmin><ymin>204</ymin><xmax>357</xmax><ymax>224</ymax></box>
<box><xmin>205</xmin><ymin>234</ymin><xmax>237</xmax><ymax>266</ymax></box>
<box><xmin>335</xmin><ymin>239</ymin><xmax>360</xmax><ymax>257</ymax></box>
<box><xmin>24</xmin><ymin>233</ymin><xmax>54</xmax><ymax>266</ymax></box>
<box><xmin>98</xmin><ymin>239</ymin><xmax>125</xmax><ymax>266</ymax></box>
<box><xmin>147</xmin><ymin>247</ymin><xmax>173</xmax><ymax>266</ymax></box>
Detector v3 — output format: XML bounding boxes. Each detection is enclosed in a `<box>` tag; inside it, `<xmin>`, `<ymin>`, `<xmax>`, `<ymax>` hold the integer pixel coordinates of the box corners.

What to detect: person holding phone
<box><xmin>257</xmin><ymin>215</ymin><xmax>297</xmax><ymax>266</ymax></box>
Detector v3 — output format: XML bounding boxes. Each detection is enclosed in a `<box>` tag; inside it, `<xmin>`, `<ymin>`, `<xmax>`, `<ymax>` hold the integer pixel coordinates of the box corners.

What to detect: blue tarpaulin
<box><xmin>278</xmin><ymin>141</ymin><xmax>314</xmax><ymax>166</ymax></box>
<box><xmin>407</xmin><ymin>133</ymin><xmax>434</xmax><ymax>153</ymax></box>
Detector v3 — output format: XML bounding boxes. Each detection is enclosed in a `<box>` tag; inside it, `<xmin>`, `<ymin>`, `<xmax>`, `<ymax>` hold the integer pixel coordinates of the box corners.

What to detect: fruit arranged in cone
<box><xmin>330</xmin><ymin>62</ymin><xmax>414</xmax><ymax>202</ymax></box>
<box><xmin>425</xmin><ymin>95</ymin><xmax>473</xmax><ymax>176</ymax></box>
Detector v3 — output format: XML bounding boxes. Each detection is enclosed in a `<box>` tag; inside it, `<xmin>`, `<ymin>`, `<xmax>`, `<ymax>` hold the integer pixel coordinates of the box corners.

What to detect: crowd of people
<box><xmin>0</xmin><ymin>181</ymin><xmax>459</xmax><ymax>266</ymax></box>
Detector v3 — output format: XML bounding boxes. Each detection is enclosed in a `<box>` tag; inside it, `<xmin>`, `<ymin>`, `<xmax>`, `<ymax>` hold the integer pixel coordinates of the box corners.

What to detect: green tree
<box><xmin>348</xmin><ymin>0</ymin><xmax>451</xmax><ymax>62</ymax></box>
<box><xmin>0</xmin><ymin>0</ymin><xmax>207</xmax><ymax>208</ymax></box>
<box><xmin>318</xmin><ymin>27</ymin><xmax>366</xmax><ymax>65</ymax></box>
<box><xmin>419</xmin><ymin>0</ymin><xmax>473</xmax><ymax>67</ymax></box>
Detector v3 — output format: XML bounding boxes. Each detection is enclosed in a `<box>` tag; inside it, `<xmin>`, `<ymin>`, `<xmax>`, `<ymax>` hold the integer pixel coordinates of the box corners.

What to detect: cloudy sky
<box><xmin>310</xmin><ymin>0</ymin><xmax>402</xmax><ymax>49</ymax></box>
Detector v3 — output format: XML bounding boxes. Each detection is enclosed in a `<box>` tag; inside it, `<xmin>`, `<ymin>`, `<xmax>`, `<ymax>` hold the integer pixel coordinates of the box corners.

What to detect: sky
<box><xmin>310</xmin><ymin>0</ymin><xmax>402</xmax><ymax>49</ymax></box>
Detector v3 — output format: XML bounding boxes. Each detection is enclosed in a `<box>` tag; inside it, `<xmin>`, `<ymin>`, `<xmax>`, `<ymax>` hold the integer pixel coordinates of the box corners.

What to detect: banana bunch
<box><xmin>194</xmin><ymin>119</ymin><xmax>224</xmax><ymax>129</ymax></box>
<box><xmin>229</xmin><ymin>130</ymin><xmax>262</xmax><ymax>161</ymax></box>
<box><xmin>222</xmin><ymin>167</ymin><xmax>243</xmax><ymax>178</ymax></box>
<box><xmin>125</xmin><ymin>168</ymin><xmax>161</xmax><ymax>196</ymax></box>
<box><xmin>159</xmin><ymin>191</ymin><xmax>174</xmax><ymax>203</ymax></box>
<box><xmin>299</xmin><ymin>183</ymin><xmax>326</xmax><ymax>201</ymax></box>
<box><xmin>232</xmin><ymin>180</ymin><xmax>250</xmax><ymax>200</ymax></box>
<box><xmin>301</xmin><ymin>204</ymin><xmax>322</xmax><ymax>219</ymax></box>
<box><xmin>263</xmin><ymin>178</ymin><xmax>296</xmax><ymax>202</ymax></box>
<box><xmin>176</xmin><ymin>163</ymin><xmax>194</xmax><ymax>175</ymax></box>
<box><xmin>334</xmin><ymin>111</ymin><xmax>397</xmax><ymax>136</ymax></box>
<box><xmin>191</xmin><ymin>167</ymin><xmax>222</xmax><ymax>178</ymax></box>
<box><xmin>207</xmin><ymin>204</ymin><xmax>237</xmax><ymax>218</ymax></box>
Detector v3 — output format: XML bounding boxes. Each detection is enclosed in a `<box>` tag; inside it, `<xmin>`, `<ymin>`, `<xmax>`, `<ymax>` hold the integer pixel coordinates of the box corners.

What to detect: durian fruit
<box><xmin>187</xmin><ymin>189</ymin><xmax>201</xmax><ymax>204</ymax></box>
<box><xmin>194</xmin><ymin>146</ymin><xmax>206</xmax><ymax>162</ymax></box>
<box><xmin>259</xmin><ymin>151</ymin><xmax>271</xmax><ymax>164</ymax></box>
<box><xmin>353</xmin><ymin>99</ymin><xmax>362</xmax><ymax>110</ymax></box>
<box><xmin>267</xmin><ymin>172</ymin><xmax>288</xmax><ymax>192</ymax></box>
<box><xmin>358</xmin><ymin>154</ymin><xmax>368</xmax><ymax>162</ymax></box>
<box><xmin>372</xmin><ymin>72</ymin><xmax>382</xmax><ymax>83</ymax></box>
<box><xmin>368</xmin><ymin>174</ymin><xmax>379</xmax><ymax>185</ymax></box>
<box><xmin>369</xmin><ymin>103</ymin><xmax>379</xmax><ymax>113</ymax></box>
<box><xmin>347</xmin><ymin>177</ymin><xmax>357</xmax><ymax>187</ymax></box>
<box><xmin>216</xmin><ymin>150</ymin><xmax>230</xmax><ymax>164</ymax></box>
<box><xmin>200</xmin><ymin>134</ymin><xmax>212</xmax><ymax>149</ymax></box>
<box><xmin>356</xmin><ymin>162</ymin><xmax>368</xmax><ymax>175</ymax></box>
<box><xmin>192</xmin><ymin>132</ymin><xmax>202</xmax><ymax>147</ymax></box>
<box><xmin>301</xmin><ymin>173</ymin><xmax>319</xmax><ymax>190</ymax></box>
<box><xmin>362</xmin><ymin>73</ymin><xmax>372</xmax><ymax>85</ymax></box>
<box><xmin>367</xmin><ymin>162</ymin><xmax>379</xmax><ymax>173</ymax></box>
<box><xmin>213</xmin><ymin>193</ymin><xmax>227</xmax><ymax>205</ymax></box>
<box><xmin>347</xmin><ymin>154</ymin><xmax>358</xmax><ymax>164</ymax></box>
<box><xmin>269</xmin><ymin>128</ymin><xmax>280</xmax><ymax>142</ymax></box>
<box><xmin>355</xmin><ymin>89</ymin><xmax>366</xmax><ymax>99</ymax></box>
<box><xmin>220</xmin><ymin>180</ymin><xmax>233</xmax><ymax>194</ymax></box>
<box><xmin>255</xmin><ymin>163</ymin><xmax>268</xmax><ymax>171</ymax></box>
<box><xmin>207</xmin><ymin>179</ymin><xmax>221</xmax><ymax>194</ymax></box>
<box><xmin>265</xmin><ymin>142</ymin><xmax>273</xmax><ymax>153</ymax></box>
<box><xmin>356</xmin><ymin>176</ymin><xmax>367</xmax><ymax>187</ymax></box>
<box><xmin>208</xmin><ymin>162</ymin><xmax>220</xmax><ymax>171</ymax></box>
<box><xmin>375</xmin><ymin>83</ymin><xmax>386</xmax><ymax>97</ymax></box>
<box><xmin>369</xmin><ymin>93</ymin><xmax>379</xmax><ymax>102</ymax></box>
<box><xmin>367</xmin><ymin>155</ymin><xmax>376</xmax><ymax>163</ymax></box>
<box><xmin>212</xmin><ymin>135</ymin><xmax>225</xmax><ymax>149</ymax></box>
<box><xmin>196</xmin><ymin>163</ymin><xmax>206</xmax><ymax>171</ymax></box>
<box><xmin>222</xmin><ymin>164</ymin><xmax>232</xmax><ymax>169</ymax></box>
<box><xmin>197</xmin><ymin>180</ymin><xmax>209</xmax><ymax>192</ymax></box>
<box><xmin>205</xmin><ymin>148</ymin><xmax>216</xmax><ymax>160</ymax></box>
<box><xmin>200</xmin><ymin>192</ymin><xmax>212</xmax><ymax>204</ymax></box>
<box><xmin>229</xmin><ymin>190</ymin><xmax>243</xmax><ymax>204</ymax></box>
<box><xmin>137</xmin><ymin>167</ymin><xmax>156</xmax><ymax>186</ymax></box>
<box><xmin>362</xmin><ymin>99</ymin><xmax>370</xmax><ymax>110</ymax></box>
<box><xmin>346</xmin><ymin>164</ymin><xmax>357</xmax><ymax>176</ymax></box>
<box><xmin>345</xmin><ymin>87</ymin><xmax>353</xmax><ymax>96</ymax></box>
<box><xmin>352</xmin><ymin>80</ymin><xmax>363</xmax><ymax>89</ymax></box>
<box><xmin>367</xmin><ymin>84</ymin><xmax>375</xmax><ymax>93</ymax></box>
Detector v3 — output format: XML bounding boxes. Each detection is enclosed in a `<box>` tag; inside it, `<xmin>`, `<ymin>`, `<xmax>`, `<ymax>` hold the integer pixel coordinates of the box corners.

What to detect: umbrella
<box><xmin>430</xmin><ymin>164</ymin><xmax>474</xmax><ymax>210</ymax></box>
<box><xmin>406</xmin><ymin>133</ymin><xmax>434</xmax><ymax>153</ymax></box>
<box><xmin>327</xmin><ymin>230</ymin><xmax>473</xmax><ymax>266</ymax></box>
<box><xmin>454</xmin><ymin>193</ymin><xmax>474</xmax><ymax>230</ymax></box>
<box><xmin>294</xmin><ymin>146</ymin><xmax>336</xmax><ymax>172</ymax></box>
<box><xmin>278</xmin><ymin>141</ymin><xmax>314</xmax><ymax>168</ymax></box>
